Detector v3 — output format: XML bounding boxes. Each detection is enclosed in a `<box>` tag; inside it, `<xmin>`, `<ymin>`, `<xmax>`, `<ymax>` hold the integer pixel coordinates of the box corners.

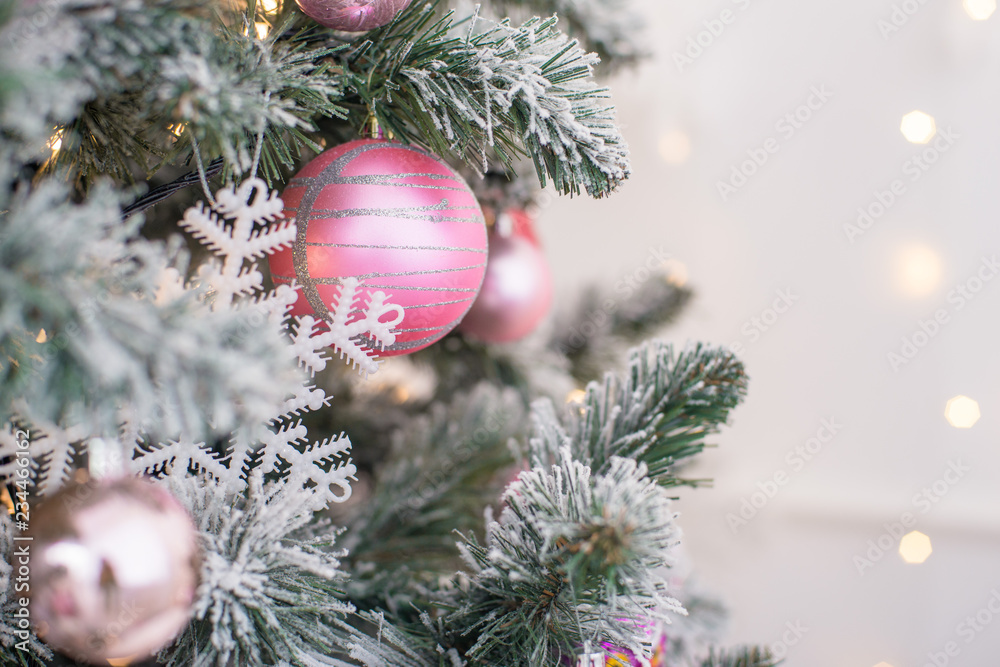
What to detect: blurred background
<box><xmin>538</xmin><ymin>0</ymin><xmax>1000</xmax><ymax>664</ymax></box>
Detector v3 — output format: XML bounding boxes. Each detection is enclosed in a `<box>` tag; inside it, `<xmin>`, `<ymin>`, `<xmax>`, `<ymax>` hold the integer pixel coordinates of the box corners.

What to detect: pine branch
<box><xmin>341</xmin><ymin>383</ymin><xmax>524</xmax><ymax>614</ymax></box>
<box><xmin>701</xmin><ymin>646</ymin><xmax>778</xmax><ymax>667</ymax></box>
<box><xmin>163</xmin><ymin>474</ymin><xmax>354</xmax><ymax>667</ymax></box>
<box><xmin>442</xmin><ymin>450</ymin><xmax>683</xmax><ymax>666</ymax></box>
<box><xmin>347</xmin><ymin>4</ymin><xmax>631</xmax><ymax>197</ymax></box>
<box><xmin>531</xmin><ymin>341</ymin><xmax>748</xmax><ymax>487</ymax></box>
<box><xmin>551</xmin><ymin>276</ymin><xmax>694</xmax><ymax>385</ymax></box>
<box><xmin>1</xmin><ymin>0</ymin><xmax>347</xmax><ymax>188</ymax></box>
<box><xmin>0</xmin><ymin>180</ymin><xmax>301</xmax><ymax>447</ymax></box>
<box><xmin>492</xmin><ymin>0</ymin><xmax>649</xmax><ymax>70</ymax></box>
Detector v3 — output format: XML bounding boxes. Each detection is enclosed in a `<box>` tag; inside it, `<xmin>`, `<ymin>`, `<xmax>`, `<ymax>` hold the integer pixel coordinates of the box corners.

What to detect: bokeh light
<box><xmin>658</xmin><ymin>130</ymin><xmax>692</xmax><ymax>164</ymax></box>
<box><xmin>900</xmin><ymin>111</ymin><xmax>937</xmax><ymax>144</ymax></box>
<box><xmin>899</xmin><ymin>531</ymin><xmax>933</xmax><ymax>564</ymax></box>
<box><xmin>893</xmin><ymin>243</ymin><xmax>943</xmax><ymax>298</ymax></box>
<box><xmin>964</xmin><ymin>0</ymin><xmax>997</xmax><ymax>20</ymax></box>
<box><xmin>945</xmin><ymin>395</ymin><xmax>981</xmax><ymax>428</ymax></box>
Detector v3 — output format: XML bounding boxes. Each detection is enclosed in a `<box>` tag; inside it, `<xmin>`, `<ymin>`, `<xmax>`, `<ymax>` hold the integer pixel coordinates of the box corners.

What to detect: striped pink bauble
<box><xmin>268</xmin><ymin>139</ymin><xmax>487</xmax><ymax>356</ymax></box>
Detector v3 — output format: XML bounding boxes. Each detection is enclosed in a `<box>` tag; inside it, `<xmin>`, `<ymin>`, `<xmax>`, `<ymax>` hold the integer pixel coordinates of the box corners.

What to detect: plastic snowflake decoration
<box><xmin>131</xmin><ymin>178</ymin><xmax>405</xmax><ymax>508</ymax></box>
<box><xmin>4</xmin><ymin>178</ymin><xmax>404</xmax><ymax>509</ymax></box>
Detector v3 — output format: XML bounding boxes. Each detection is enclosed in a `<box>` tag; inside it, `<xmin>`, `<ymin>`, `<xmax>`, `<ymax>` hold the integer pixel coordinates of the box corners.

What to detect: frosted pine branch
<box><xmin>531</xmin><ymin>341</ymin><xmax>748</xmax><ymax>486</ymax></box>
<box><xmin>446</xmin><ymin>448</ymin><xmax>684</xmax><ymax>665</ymax></box>
<box><xmin>493</xmin><ymin>0</ymin><xmax>648</xmax><ymax>69</ymax></box>
<box><xmin>356</xmin><ymin>6</ymin><xmax>631</xmax><ymax>198</ymax></box>
<box><xmin>162</xmin><ymin>473</ymin><xmax>354</xmax><ymax>667</ymax></box>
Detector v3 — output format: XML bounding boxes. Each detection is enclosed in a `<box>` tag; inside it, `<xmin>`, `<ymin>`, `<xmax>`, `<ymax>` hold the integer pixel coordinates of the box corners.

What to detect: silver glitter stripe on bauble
<box><xmin>304</xmin><ymin>242</ymin><xmax>487</xmax><ymax>254</ymax></box>
<box><xmin>291</xmin><ymin>141</ymin><xmax>485</xmax><ymax>353</ymax></box>
<box><xmin>401</xmin><ymin>297</ymin><xmax>475</xmax><ymax>309</ymax></box>
<box><xmin>301</xmin><ymin>262</ymin><xmax>486</xmax><ymax>281</ymax></box>
<box><xmin>355</xmin><ymin>330</ymin><xmax>455</xmax><ymax>351</ymax></box>
<box><xmin>362</xmin><ymin>283</ymin><xmax>481</xmax><ymax>293</ymax></box>
<box><xmin>288</xmin><ymin>171</ymin><xmax>468</xmax><ymax>192</ymax></box>
<box><xmin>307</xmin><ymin>202</ymin><xmax>485</xmax><ymax>225</ymax></box>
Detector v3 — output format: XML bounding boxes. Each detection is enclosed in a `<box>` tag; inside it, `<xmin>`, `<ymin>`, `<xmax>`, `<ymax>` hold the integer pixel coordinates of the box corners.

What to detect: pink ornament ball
<box><xmin>459</xmin><ymin>211</ymin><xmax>553</xmax><ymax>344</ymax></box>
<box><xmin>28</xmin><ymin>477</ymin><xmax>199</xmax><ymax>664</ymax></box>
<box><xmin>269</xmin><ymin>139</ymin><xmax>487</xmax><ymax>356</ymax></box>
<box><xmin>295</xmin><ymin>0</ymin><xmax>412</xmax><ymax>32</ymax></box>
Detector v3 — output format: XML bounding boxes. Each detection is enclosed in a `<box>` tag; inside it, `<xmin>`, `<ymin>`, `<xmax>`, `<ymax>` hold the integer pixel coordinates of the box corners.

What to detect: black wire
<box><xmin>121</xmin><ymin>157</ymin><xmax>225</xmax><ymax>218</ymax></box>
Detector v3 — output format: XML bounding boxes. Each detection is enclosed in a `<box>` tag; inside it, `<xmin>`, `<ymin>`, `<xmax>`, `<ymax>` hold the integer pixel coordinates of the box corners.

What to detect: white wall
<box><xmin>539</xmin><ymin>1</ymin><xmax>1000</xmax><ymax>665</ymax></box>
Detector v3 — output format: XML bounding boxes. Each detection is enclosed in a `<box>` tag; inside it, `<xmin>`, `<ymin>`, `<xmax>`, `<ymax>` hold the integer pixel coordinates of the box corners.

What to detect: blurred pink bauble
<box><xmin>459</xmin><ymin>212</ymin><xmax>552</xmax><ymax>343</ymax></box>
<box><xmin>268</xmin><ymin>139</ymin><xmax>487</xmax><ymax>356</ymax></box>
<box><xmin>29</xmin><ymin>477</ymin><xmax>199</xmax><ymax>664</ymax></box>
<box><xmin>295</xmin><ymin>0</ymin><xmax>411</xmax><ymax>31</ymax></box>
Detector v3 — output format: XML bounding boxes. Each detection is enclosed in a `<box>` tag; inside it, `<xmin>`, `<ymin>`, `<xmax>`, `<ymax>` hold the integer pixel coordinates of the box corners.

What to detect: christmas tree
<box><xmin>0</xmin><ymin>0</ymin><xmax>774</xmax><ymax>665</ymax></box>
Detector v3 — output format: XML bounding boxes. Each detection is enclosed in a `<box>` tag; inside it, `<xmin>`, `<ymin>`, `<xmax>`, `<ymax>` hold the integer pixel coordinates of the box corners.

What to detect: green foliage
<box><xmin>702</xmin><ymin>646</ymin><xmax>779</xmax><ymax>667</ymax></box>
<box><xmin>0</xmin><ymin>180</ymin><xmax>299</xmax><ymax>449</ymax></box>
<box><xmin>341</xmin><ymin>4</ymin><xmax>631</xmax><ymax>197</ymax></box>
<box><xmin>341</xmin><ymin>383</ymin><xmax>524</xmax><ymax>614</ymax></box>
<box><xmin>445</xmin><ymin>452</ymin><xmax>683</xmax><ymax>666</ymax></box>
<box><xmin>531</xmin><ymin>341</ymin><xmax>748</xmax><ymax>487</ymax></box>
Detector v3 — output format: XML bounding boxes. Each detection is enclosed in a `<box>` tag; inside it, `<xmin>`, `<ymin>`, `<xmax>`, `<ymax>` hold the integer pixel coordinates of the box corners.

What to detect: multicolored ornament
<box><xmin>295</xmin><ymin>0</ymin><xmax>411</xmax><ymax>32</ymax></box>
<box><xmin>458</xmin><ymin>209</ymin><xmax>552</xmax><ymax>343</ymax></box>
<box><xmin>602</xmin><ymin>630</ymin><xmax>669</xmax><ymax>667</ymax></box>
<box><xmin>269</xmin><ymin>139</ymin><xmax>488</xmax><ymax>356</ymax></box>
<box><xmin>28</xmin><ymin>477</ymin><xmax>199</xmax><ymax>663</ymax></box>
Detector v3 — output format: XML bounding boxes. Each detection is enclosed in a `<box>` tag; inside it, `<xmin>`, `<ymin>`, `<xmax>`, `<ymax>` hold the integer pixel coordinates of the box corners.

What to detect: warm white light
<box><xmin>566</xmin><ymin>389</ymin><xmax>587</xmax><ymax>404</ymax></box>
<box><xmin>899</xmin><ymin>531</ymin><xmax>932</xmax><ymax>564</ymax></box>
<box><xmin>894</xmin><ymin>243</ymin><xmax>943</xmax><ymax>298</ymax></box>
<box><xmin>661</xmin><ymin>259</ymin><xmax>689</xmax><ymax>287</ymax></box>
<box><xmin>964</xmin><ymin>0</ymin><xmax>997</xmax><ymax>20</ymax></box>
<box><xmin>48</xmin><ymin>131</ymin><xmax>63</xmax><ymax>153</ymax></box>
<box><xmin>900</xmin><ymin>111</ymin><xmax>937</xmax><ymax>144</ymax></box>
<box><xmin>658</xmin><ymin>130</ymin><xmax>692</xmax><ymax>164</ymax></box>
<box><xmin>945</xmin><ymin>395</ymin><xmax>981</xmax><ymax>428</ymax></box>
<box><xmin>254</xmin><ymin>21</ymin><xmax>270</xmax><ymax>39</ymax></box>
<box><xmin>35</xmin><ymin>329</ymin><xmax>47</xmax><ymax>343</ymax></box>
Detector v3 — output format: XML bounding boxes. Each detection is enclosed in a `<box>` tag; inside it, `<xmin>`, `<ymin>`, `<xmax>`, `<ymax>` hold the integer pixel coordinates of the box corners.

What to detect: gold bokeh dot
<box><xmin>900</xmin><ymin>111</ymin><xmax>937</xmax><ymax>144</ymax></box>
<box><xmin>945</xmin><ymin>395</ymin><xmax>981</xmax><ymax>428</ymax></box>
<box><xmin>899</xmin><ymin>531</ymin><xmax>933</xmax><ymax>564</ymax></box>
<box><xmin>964</xmin><ymin>0</ymin><xmax>997</xmax><ymax>20</ymax></box>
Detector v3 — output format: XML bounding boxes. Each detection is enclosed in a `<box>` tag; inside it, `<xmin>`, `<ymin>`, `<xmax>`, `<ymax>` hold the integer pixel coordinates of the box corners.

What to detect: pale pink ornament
<box><xmin>295</xmin><ymin>0</ymin><xmax>411</xmax><ymax>32</ymax></box>
<box><xmin>458</xmin><ymin>210</ymin><xmax>552</xmax><ymax>343</ymax></box>
<box><xmin>28</xmin><ymin>477</ymin><xmax>199</xmax><ymax>664</ymax></box>
<box><xmin>269</xmin><ymin>139</ymin><xmax>488</xmax><ymax>356</ymax></box>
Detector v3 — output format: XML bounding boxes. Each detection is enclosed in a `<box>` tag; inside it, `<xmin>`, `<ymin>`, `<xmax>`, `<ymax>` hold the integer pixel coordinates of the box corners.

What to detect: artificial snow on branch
<box><xmin>0</xmin><ymin>179</ymin><xmax>300</xmax><ymax>461</ymax></box>
<box><xmin>353</xmin><ymin>5</ymin><xmax>631</xmax><ymax>198</ymax></box>
<box><xmin>162</xmin><ymin>473</ymin><xmax>354</xmax><ymax>667</ymax></box>
<box><xmin>531</xmin><ymin>341</ymin><xmax>748</xmax><ymax>487</ymax></box>
<box><xmin>492</xmin><ymin>0</ymin><xmax>648</xmax><ymax>70</ymax></box>
<box><xmin>447</xmin><ymin>449</ymin><xmax>684</xmax><ymax>665</ymax></box>
<box><xmin>132</xmin><ymin>179</ymin><xmax>404</xmax><ymax>505</ymax></box>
